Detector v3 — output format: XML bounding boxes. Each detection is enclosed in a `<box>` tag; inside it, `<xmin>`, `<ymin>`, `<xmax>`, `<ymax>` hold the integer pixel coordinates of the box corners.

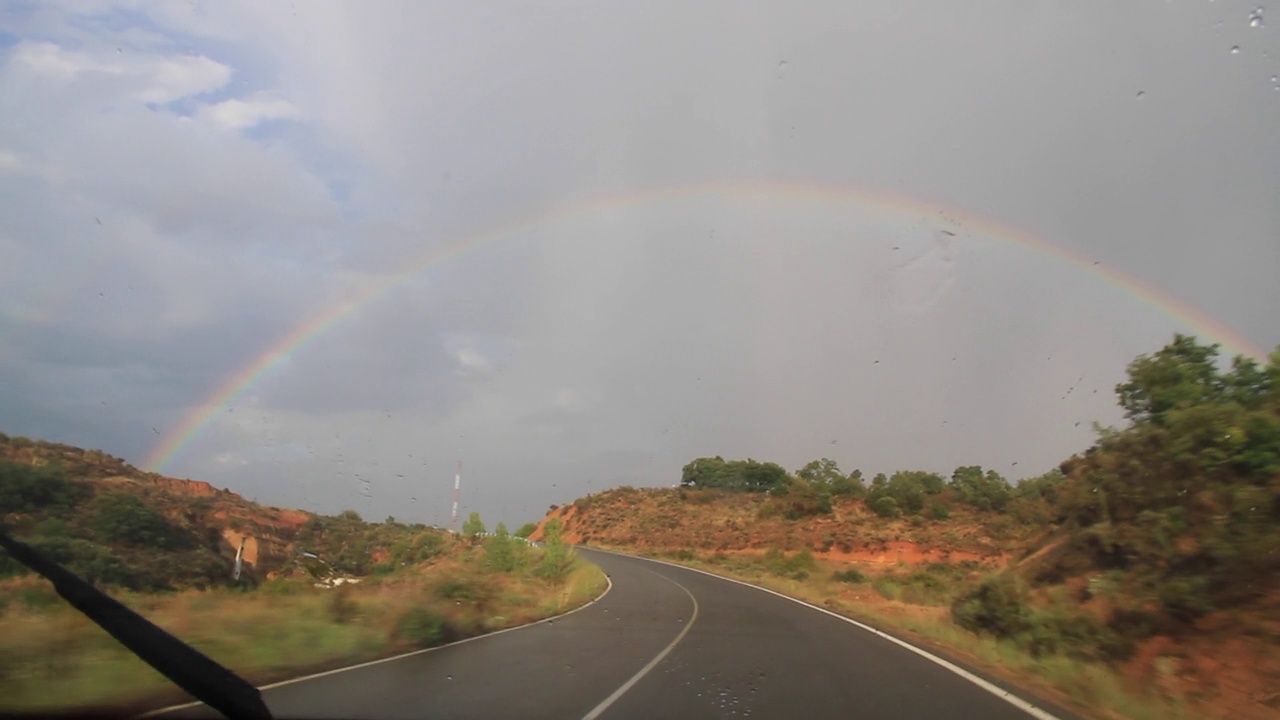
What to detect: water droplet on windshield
<box><xmin>1231</xmin><ymin>45</ymin><xmax>1242</xmax><ymax>54</ymax></box>
<box><xmin>1135</xmin><ymin>90</ymin><xmax>1145</xmax><ymax>99</ymax></box>
<box><xmin>446</xmin><ymin>675</ymin><xmax>453</xmax><ymax>681</ymax></box>
<box><xmin>1249</xmin><ymin>7</ymin><xmax>1264</xmax><ymax>27</ymax></box>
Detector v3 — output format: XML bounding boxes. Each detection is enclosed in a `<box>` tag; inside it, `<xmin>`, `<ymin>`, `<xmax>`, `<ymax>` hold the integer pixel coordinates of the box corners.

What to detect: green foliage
<box><xmin>952</xmin><ymin>574</ymin><xmax>1031</xmax><ymax>638</ymax></box>
<box><xmin>768</xmin><ymin>478</ymin><xmax>832</xmax><ymax>519</ymax></box>
<box><xmin>483</xmin><ymin>523</ymin><xmax>522</xmax><ymax>573</ymax></box>
<box><xmin>872</xmin><ymin>566</ymin><xmax>959</xmax><ymax>606</ymax></box>
<box><xmin>763</xmin><ymin>547</ymin><xmax>816</xmax><ymax>579</ymax></box>
<box><xmin>680</xmin><ymin>456</ymin><xmax>789</xmax><ymax>493</ymax></box>
<box><xmin>1117</xmin><ymin>334</ymin><xmax>1227</xmax><ymax>425</ymax></box>
<box><xmin>864</xmin><ymin>471</ymin><xmax>943</xmax><ymax>516</ymax></box>
<box><xmin>950</xmin><ymin>466</ymin><xmax>1012</xmax><ymax>512</ymax></box>
<box><xmin>871</xmin><ymin>496</ymin><xmax>899</xmax><ymax>518</ymax></box>
<box><xmin>536</xmin><ymin>518</ymin><xmax>574</xmax><ymax>583</ymax></box>
<box><xmin>797</xmin><ymin>459</ymin><xmax>848</xmax><ymax>488</ymax></box>
<box><xmin>831</xmin><ymin>568</ymin><xmax>867</xmax><ymax>583</ymax></box>
<box><xmin>90</xmin><ymin>492</ymin><xmax>190</xmax><ymax>550</ymax></box>
<box><xmin>433</xmin><ymin>575</ymin><xmax>497</xmax><ymax>609</ymax></box>
<box><xmin>0</xmin><ymin>461</ymin><xmax>82</xmax><ymax>514</ymax></box>
<box><xmin>929</xmin><ymin>501</ymin><xmax>951</xmax><ymax>521</ymax></box>
<box><xmin>830</xmin><ymin>469</ymin><xmax>866</xmax><ymax>497</ymax></box>
<box><xmin>462</xmin><ymin>512</ymin><xmax>486</xmax><ymax>537</ymax></box>
<box><xmin>514</xmin><ymin>522</ymin><xmax>538</xmax><ymax>539</ymax></box>
<box><xmin>392</xmin><ymin>607</ymin><xmax>452</xmax><ymax>647</ymax></box>
<box><xmin>1053</xmin><ymin>335</ymin><xmax>1280</xmax><ymax>616</ymax></box>
<box><xmin>2</xmin><ymin>536</ymin><xmax>141</xmax><ymax>588</ymax></box>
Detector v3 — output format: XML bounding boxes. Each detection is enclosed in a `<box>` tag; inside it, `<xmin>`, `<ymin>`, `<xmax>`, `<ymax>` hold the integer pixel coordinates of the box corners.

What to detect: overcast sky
<box><xmin>1</xmin><ymin>1</ymin><xmax>1277</xmax><ymax>528</ymax></box>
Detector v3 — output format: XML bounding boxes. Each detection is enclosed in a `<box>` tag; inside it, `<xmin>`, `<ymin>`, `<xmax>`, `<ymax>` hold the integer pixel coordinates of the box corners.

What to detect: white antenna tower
<box><xmin>449</xmin><ymin>460</ymin><xmax>461</xmax><ymax>532</ymax></box>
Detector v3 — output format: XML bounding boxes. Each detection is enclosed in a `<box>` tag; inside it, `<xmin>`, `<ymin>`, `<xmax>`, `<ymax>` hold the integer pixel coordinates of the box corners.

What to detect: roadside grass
<box><xmin>627</xmin><ymin>546</ymin><xmax>1185</xmax><ymax>720</ymax></box>
<box><xmin>0</xmin><ymin>549</ymin><xmax>607</xmax><ymax>714</ymax></box>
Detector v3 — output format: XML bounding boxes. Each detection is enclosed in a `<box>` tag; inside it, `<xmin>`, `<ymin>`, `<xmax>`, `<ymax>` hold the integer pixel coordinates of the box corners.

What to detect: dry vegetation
<box><xmin>0</xmin><ymin>534</ymin><xmax>605</xmax><ymax>714</ymax></box>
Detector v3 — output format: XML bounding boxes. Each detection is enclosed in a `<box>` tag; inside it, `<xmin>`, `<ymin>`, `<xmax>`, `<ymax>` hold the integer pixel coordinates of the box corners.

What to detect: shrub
<box><xmin>951</xmin><ymin>574</ymin><xmax>1031</xmax><ymax>638</ymax></box>
<box><xmin>434</xmin><ymin>575</ymin><xmax>497</xmax><ymax>610</ymax></box>
<box><xmin>871</xmin><ymin>496</ymin><xmax>900</xmax><ymax>518</ymax></box>
<box><xmin>536</xmin><ymin>519</ymin><xmax>574</xmax><ymax>583</ymax></box>
<box><xmin>0</xmin><ymin>461</ymin><xmax>82</xmax><ymax>514</ymax></box>
<box><xmin>91</xmin><ymin>493</ymin><xmax>190</xmax><ymax>550</ymax></box>
<box><xmin>392</xmin><ymin>607</ymin><xmax>452</xmax><ymax>647</ymax></box>
<box><xmin>929</xmin><ymin>502</ymin><xmax>951</xmax><ymax>520</ymax></box>
<box><xmin>327</xmin><ymin>587</ymin><xmax>358</xmax><ymax>623</ymax></box>
<box><xmin>831</xmin><ymin>568</ymin><xmax>867</xmax><ymax>583</ymax></box>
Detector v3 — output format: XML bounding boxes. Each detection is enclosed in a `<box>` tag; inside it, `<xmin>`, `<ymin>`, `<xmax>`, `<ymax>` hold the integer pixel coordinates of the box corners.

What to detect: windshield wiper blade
<box><xmin>0</xmin><ymin>530</ymin><xmax>272</xmax><ymax>720</ymax></box>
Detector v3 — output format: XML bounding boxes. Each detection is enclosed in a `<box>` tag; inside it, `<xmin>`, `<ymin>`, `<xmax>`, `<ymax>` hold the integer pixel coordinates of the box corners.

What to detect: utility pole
<box><xmin>449</xmin><ymin>460</ymin><xmax>461</xmax><ymax>533</ymax></box>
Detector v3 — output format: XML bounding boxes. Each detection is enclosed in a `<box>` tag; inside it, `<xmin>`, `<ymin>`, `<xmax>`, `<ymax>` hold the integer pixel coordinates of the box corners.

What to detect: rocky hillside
<box><xmin>534</xmin><ymin>485</ymin><xmax>1030</xmax><ymax>566</ymax></box>
<box><xmin>0</xmin><ymin>434</ymin><xmax>447</xmax><ymax>590</ymax></box>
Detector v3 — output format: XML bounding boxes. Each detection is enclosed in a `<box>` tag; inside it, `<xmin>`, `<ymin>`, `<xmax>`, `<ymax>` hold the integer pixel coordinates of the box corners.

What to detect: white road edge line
<box><xmin>138</xmin><ymin>571</ymin><xmax>614</xmax><ymax>718</ymax></box>
<box><xmin>579</xmin><ymin>569</ymin><xmax>700</xmax><ymax>720</ymax></box>
<box><xmin>587</xmin><ymin>548</ymin><xmax>1063</xmax><ymax>720</ymax></box>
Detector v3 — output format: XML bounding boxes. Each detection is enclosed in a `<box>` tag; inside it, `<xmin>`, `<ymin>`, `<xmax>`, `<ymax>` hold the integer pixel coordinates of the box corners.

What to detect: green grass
<box><xmin>0</xmin><ymin>551</ymin><xmax>607</xmax><ymax>714</ymax></box>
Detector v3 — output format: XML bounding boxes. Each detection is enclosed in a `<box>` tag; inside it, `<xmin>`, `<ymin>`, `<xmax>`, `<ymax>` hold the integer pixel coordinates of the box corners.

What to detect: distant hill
<box><xmin>0</xmin><ymin>434</ymin><xmax>447</xmax><ymax>591</ymax></box>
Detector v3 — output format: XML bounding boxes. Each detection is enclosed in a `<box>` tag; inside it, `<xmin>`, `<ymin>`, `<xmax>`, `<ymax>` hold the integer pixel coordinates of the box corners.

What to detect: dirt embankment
<box><xmin>533</xmin><ymin>487</ymin><xmax>1016</xmax><ymax>567</ymax></box>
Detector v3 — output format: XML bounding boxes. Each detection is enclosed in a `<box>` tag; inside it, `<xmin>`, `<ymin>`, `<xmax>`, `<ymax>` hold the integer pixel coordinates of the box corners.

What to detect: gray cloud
<box><xmin>1</xmin><ymin>1</ymin><xmax>1276</xmax><ymax>529</ymax></box>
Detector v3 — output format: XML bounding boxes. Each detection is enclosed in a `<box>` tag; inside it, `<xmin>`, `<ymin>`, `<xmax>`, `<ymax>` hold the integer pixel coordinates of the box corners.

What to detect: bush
<box><xmin>951</xmin><ymin>574</ymin><xmax>1031</xmax><ymax>638</ymax></box>
<box><xmin>871</xmin><ymin>496</ymin><xmax>900</xmax><ymax>518</ymax></box>
<box><xmin>392</xmin><ymin>607</ymin><xmax>452</xmax><ymax>647</ymax></box>
<box><xmin>434</xmin><ymin>575</ymin><xmax>497</xmax><ymax>610</ymax></box>
<box><xmin>91</xmin><ymin>493</ymin><xmax>190</xmax><ymax>550</ymax></box>
<box><xmin>0</xmin><ymin>461</ymin><xmax>82</xmax><ymax>514</ymax></box>
<box><xmin>929</xmin><ymin>502</ymin><xmax>951</xmax><ymax>520</ymax></box>
<box><xmin>327</xmin><ymin>587</ymin><xmax>358</xmax><ymax>623</ymax></box>
<box><xmin>831</xmin><ymin>568</ymin><xmax>867</xmax><ymax>583</ymax></box>
<box><xmin>764</xmin><ymin>547</ymin><xmax>816</xmax><ymax>579</ymax></box>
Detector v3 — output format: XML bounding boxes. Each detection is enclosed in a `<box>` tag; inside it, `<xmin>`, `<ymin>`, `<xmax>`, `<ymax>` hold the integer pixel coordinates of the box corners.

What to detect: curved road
<box><xmin>164</xmin><ymin>548</ymin><xmax>1077</xmax><ymax>719</ymax></box>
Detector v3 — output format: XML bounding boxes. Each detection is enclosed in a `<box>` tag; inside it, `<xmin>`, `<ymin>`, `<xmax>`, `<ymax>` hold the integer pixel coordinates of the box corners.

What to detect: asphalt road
<box><xmin>161</xmin><ymin>549</ymin><xmax>1077</xmax><ymax>720</ymax></box>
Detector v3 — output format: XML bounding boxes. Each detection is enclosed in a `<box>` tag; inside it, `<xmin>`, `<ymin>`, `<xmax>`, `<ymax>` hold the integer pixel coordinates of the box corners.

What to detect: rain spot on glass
<box><xmin>1135</xmin><ymin>90</ymin><xmax>1145</xmax><ymax>99</ymax></box>
<box><xmin>1249</xmin><ymin>7</ymin><xmax>1264</xmax><ymax>28</ymax></box>
<box><xmin>775</xmin><ymin>60</ymin><xmax>787</xmax><ymax>79</ymax></box>
<box><xmin>1231</xmin><ymin>45</ymin><xmax>1242</xmax><ymax>54</ymax></box>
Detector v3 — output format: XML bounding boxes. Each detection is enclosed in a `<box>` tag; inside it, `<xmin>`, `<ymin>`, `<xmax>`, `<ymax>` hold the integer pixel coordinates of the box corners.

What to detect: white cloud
<box><xmin>455</xmin><ymin>347</ymin><xmax>490</xmax><ymax>372</ymax></box>
<box><xmin>198</xmin><ymin>93</ymin><xmax>301</xmax><ymax>130</ymax></box>
<box><xmin>11</xmin><ymin>41</ymin><xmax>231</xmax><ymax>104</ymax></box>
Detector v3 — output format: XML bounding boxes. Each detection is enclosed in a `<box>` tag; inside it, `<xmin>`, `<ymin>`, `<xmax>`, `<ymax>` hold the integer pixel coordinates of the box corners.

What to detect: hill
<box><xmin>0</xmin><ymin>433</ymin><xmax>444</xmax><ymax>590</ymax></box>
<box><xmin>535</xmin><ymin>334</ymin><xmax>1280</xmax><ymax>720</ymax></box>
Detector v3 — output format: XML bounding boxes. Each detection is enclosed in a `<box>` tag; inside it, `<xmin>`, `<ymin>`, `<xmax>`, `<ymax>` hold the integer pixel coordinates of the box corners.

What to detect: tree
<box><xmin>537</xmin><ymin>518</ymin><xmax>574</xmax><ymax>583</ymax></box>
<box><xmin>950</xmin><ymin>466</ymin><xmax>1011</xmax><ymax>512</ymax></box>
<box><xmin>1117</xmin><ymin>333</ymin><xmax>1223</xmax><ymax>425</ymax></box>
<box><xmin>680</xmin><ymin>457</ymin><xmax>788</xmax><ymax>493</ymax></box>
<box><xmin>462</xmin><ymin>512</ymin><xmax>486</xmax><ymax>537</ymax></box>
<box><xmin>0</xmin><ymin>461</ymin><xmax>81</xmax><ymax>514</ymax></box>
<box><xmin>797</xmin><ymin>458</ymin><xmax>844</xmax><ymax>486</ymax></box>
<box><xmin>830</xmin><ymin>469</ymin><xmax>866</xmax><ymax>497</ymax></box>
<box><xmin>514</xmin><ymin>522</ymin><xmax>538</xmax><ymax>539</ymax></box>
<box><xmin>484</xmin><ymin>523</ymin><xmax>518</xmax><ymax>572</ymax></box>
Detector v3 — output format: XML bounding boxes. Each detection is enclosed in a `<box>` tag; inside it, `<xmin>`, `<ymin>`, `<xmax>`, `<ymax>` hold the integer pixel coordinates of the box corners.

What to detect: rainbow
<box><xmin>142</xmin><ymin>178</ymin><xmax>1269</xmax><ymax>472</ymax></box>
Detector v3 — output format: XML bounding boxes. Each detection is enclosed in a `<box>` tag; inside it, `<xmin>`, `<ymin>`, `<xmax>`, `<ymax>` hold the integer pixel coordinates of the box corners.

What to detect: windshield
<box><xmin>1</xmin><ymin>3</ymin><xmax>1276</xmax><ymax>720</ymax></box>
